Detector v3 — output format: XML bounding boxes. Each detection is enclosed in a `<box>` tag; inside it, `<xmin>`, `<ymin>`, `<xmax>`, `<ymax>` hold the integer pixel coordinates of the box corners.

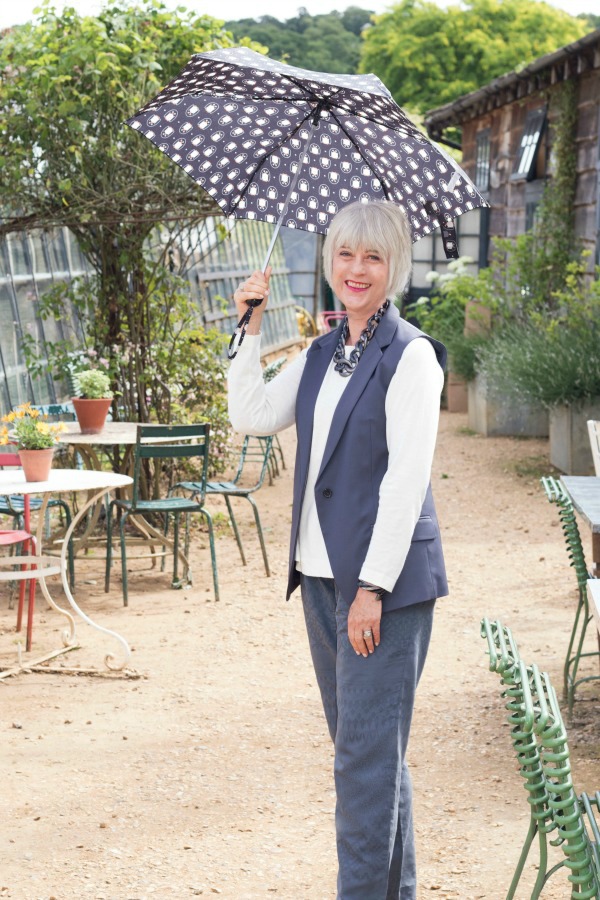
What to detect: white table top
<box><xmin>0</xmin><ymin>469</ymin><xmax>132</xmax><ymax>495</ymax></box>
<box><xmin>59</xmin><ymin>422</ymin><xmax>138</xmax><ymax>446</ymax></box>
<box><xmin>561</xmin><ymin>477</ymin><xmax>600</xmax><ymax>533</ymax></box>
<box><xmin>588</xmin><ymin>579</ymin><xmax>600</xmax><ymax>635</ymax></box>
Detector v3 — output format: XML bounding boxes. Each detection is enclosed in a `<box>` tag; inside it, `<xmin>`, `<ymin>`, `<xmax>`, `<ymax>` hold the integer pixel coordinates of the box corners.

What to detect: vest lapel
<box><xmin>317</xmin><ymin>304</ymin><xmax>400</xmax><ymax>477</ymax></box>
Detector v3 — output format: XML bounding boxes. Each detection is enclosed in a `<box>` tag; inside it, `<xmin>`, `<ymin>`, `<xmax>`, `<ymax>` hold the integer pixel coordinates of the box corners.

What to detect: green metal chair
<box><xmin>261</xmin><ymin>356</ymin><xmax>287</xmax><ymax>480</ymax></box>
<box><xmin>541</xmin><ymin>476</ymin><xmax>600</xmax><ymax>713</ymax></box>
<box><xmin>482</xmin><ymin>617</ymin><xmax>600</xmax><ymax>898</ymax></box>
<box><xmin>175</xmin><ymin>434</ymin><xmax>273</xmax><ymax>577</ymax></box>
<box><xmin>104</xmin><ymin>423</ymin><xmax>218</xmax><ymax>605</ymax></box>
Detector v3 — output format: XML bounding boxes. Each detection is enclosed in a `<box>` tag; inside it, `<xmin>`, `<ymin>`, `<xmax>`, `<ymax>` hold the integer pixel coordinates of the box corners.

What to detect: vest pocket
<box><xmin>411</xmin><ymin>515</ymin><xmax>437</xmax><ymax>541</ymax></box>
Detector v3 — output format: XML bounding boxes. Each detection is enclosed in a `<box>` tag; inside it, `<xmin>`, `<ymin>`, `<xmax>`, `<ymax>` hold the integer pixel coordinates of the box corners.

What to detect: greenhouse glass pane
<box><xmin>46</xmin><ymin>229</ymin><xmax>69</xmax><ymax>276</ymax></box>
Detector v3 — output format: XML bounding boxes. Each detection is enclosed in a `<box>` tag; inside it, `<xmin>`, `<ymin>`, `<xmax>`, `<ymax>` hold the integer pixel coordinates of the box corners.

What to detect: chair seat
<box><xmin>0</xmin><ymin>529</ymin><xmax>32</xmax><ymax>546</ymax></box>
<box><xmin>113</xmin><ymin>497</ymin><xmax>205</xmax><ymax>513</ymax></box>
<box><xmin>0</xmin><ymin>495</ymin><xmax>62</xmax><ymax>512</ymax></box>
<box><xmin>177</xmin><ymin>479</ymin><xmax>248</xmax><ymax>496</ymax></box>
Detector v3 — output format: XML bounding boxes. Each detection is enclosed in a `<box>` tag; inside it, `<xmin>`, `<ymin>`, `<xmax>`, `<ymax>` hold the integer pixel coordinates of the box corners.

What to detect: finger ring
<box><xmin>362</xmin><ymin>629</ymin><xmax>373</xmax><ymax>638</ymax></box>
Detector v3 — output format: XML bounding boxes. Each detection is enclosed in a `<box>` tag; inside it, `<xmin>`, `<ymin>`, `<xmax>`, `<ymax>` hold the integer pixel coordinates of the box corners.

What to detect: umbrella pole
<box><xmin>229</xmin><ymin>120</ymin><xmax>317</xmax><ymax>359</ymax></box>
<box><xmin>260</xmin><ymin>121</ymin><xmax>317</xmax><ymax>273</ymax></box>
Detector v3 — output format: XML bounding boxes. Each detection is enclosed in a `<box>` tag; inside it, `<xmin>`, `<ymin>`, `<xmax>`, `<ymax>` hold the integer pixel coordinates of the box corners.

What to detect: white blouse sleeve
<box><xmin>227</xmin><ymin>334</ymin><xmax>308</xmax><ymax>436</ymax></box>
<box><xmin>359</xmin><ymin>337</ymin><xmax>444</xmax><ymax>592</ymax></box>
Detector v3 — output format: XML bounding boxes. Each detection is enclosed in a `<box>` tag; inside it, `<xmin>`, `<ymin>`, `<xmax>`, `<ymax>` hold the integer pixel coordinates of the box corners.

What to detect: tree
<box><xmin>359</xmin><ymin>0</ymin><xmax>590</xmax><ymax>114</ymax></box>
<box><xmin>0</xmin><ymin>0</ymin><xmax>260</xmax><ymax>425</ymax></box>
<box><xmin>227</xmin><ymin>8</ymin><xmax>374</xmax><ymax>74</ymax></box>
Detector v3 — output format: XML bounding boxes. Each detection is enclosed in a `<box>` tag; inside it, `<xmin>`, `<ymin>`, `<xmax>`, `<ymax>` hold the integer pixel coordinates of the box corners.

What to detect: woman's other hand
<box><xmin>233</xmin><ymin>266</ymin><xmax>272</xmax><ymax>335</ymax></box>
<box><xmin>348</xmin><ymin>588</ymin><xmax>382</xmax><ymax>657</ymax></box>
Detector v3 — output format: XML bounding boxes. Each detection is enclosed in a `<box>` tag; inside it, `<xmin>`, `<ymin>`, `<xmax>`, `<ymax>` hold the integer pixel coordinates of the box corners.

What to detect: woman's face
<box><xmin>331</xmin><ymin>245</ymin><xmax>389</xmax><ymax>321</ymax></box>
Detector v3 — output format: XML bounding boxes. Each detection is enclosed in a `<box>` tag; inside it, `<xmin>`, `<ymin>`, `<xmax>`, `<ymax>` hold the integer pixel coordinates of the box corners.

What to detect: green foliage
<box><xmin>407</xmin><ymin>257</ymin><xmax>493</xmax><ymax>380</ymax></box>
<box><xmin>22</xmin><ymin>264</ymin><xmax>232</xmax><ymax>475</ymax></box>
<box><xmin>360</xmin><ymin>0</ymin><xmax>589</xmax><ymax>114</ymax></box>
<box><xmin>227</xmin><ymin>7</ymin><xmax>373</xmax><ymax>74</ymax></box>
<box><xmin>74</xmin><ymin>369</ymin><xmax>113</xmax><ymax>400</ymax></box>
<box><xmin>478</xmin><ymin>260</ymin><xmax>600</xmax><ymax>407</ymax></box>
<box><xmin>0</xmin><ymin>1</ymin><xmax>262</xmax><ymax>431</ymax></box>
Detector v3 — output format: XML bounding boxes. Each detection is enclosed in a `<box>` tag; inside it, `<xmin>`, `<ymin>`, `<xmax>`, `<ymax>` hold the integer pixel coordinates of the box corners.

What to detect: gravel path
<box><xmin>2</xmin><ymin>411</ymin><xmax>599</xmax><ymax>900</ymax></box>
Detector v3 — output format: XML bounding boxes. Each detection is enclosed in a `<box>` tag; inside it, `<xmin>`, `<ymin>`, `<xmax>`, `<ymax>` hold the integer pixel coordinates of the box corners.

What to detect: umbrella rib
<box><xmin>329</xmin><ymin>111</ymin><xmax>393</xmax><ymax>203</ymax></box>
<box><xmin>229</xmin><ymin>107</ymin><xmax>316</xmax><ymax>215</ymax></box>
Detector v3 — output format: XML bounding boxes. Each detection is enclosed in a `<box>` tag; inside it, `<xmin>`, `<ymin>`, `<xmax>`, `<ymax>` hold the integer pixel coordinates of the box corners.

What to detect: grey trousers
<box><xmin>300</xmin><ymin>575</ymin><xmax>435</xmax><ymax>900</ymax></box>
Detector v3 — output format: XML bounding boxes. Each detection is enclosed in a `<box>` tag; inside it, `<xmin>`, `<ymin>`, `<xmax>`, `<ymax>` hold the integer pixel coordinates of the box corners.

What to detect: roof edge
<box><xmin>424</xmin><ymin>27</ymin><xmax>600</xmax><ymax>138</ymax></box>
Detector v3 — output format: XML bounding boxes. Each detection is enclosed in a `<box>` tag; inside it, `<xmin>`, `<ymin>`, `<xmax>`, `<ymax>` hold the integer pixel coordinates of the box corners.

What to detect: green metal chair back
<box><xmin>541</xmin><ymin>476</ymin><xmax>589</xmax><ymax>594</ymax></box>
<box><xmin>482</xmin><ymin>619</ymin><xmax>554</xmax><ymax>850</ymax></box>
<box><xmin>131</xmin><ymin>423</ymin><xmax>210</xmax><ymax>511</ymax></box>
<box><xmin>230</xmin><ymin>435</ymin><xmax>274</xmax><ymax>493</ymax></box>
<box><xmin>541</xmin><ymin>476</ymin><xmax>599</xmax><ymax>712</ymax></box>
<box><xmin>481</xmin><ymin>617</ymin><xmax>600</xmax><ymax>899</ymax></box>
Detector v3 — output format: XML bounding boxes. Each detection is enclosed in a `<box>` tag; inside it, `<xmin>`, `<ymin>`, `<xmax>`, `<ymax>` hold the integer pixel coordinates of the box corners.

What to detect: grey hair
<box><xmin>322</xmin><ymin>201</ymin><xmax>413</xmax><ymax>298</ymax></box>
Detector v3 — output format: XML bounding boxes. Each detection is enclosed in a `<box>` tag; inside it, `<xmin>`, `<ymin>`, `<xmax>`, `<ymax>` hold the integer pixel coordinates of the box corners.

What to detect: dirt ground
<box><xmin>2</xmin><ymin>411</ymin><xmax>600</xmax><ymax>900</ymax></box>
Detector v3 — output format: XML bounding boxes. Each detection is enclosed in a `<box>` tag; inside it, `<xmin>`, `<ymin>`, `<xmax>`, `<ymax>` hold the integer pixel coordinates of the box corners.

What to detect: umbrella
<box><xmin>126</xmin><ymin>47</ymin><xmax>488</xmax><ymax>354</ymax></box>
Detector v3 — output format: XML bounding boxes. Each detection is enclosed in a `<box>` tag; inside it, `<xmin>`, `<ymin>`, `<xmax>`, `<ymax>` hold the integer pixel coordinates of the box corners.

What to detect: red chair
<box><xmin>0</xmin><ymin>452</ymin><xmax>36</xmax><ymax>651</ymax></box>
<box><xmin>319</xmin><ymin>310</ymin><xmax>346</xmax><ymax>332</ymax></box>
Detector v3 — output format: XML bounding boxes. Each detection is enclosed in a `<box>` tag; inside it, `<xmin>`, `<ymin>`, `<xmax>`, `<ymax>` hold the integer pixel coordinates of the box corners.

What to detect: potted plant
<box><xmin>1</xmin><ymin>403</ymin><xmax>66</xmax><ymax>481</ymax></box>
<box><xmin>72</xmin><ymin>369</ymin><xmax>113</xmax><ymax>434</ymax></box>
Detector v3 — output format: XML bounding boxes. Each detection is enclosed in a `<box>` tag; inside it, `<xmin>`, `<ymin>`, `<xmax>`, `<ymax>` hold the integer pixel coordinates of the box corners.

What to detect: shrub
<box><xmin>478</xmin><ymin>260</ymin><xmax>600</xmax><ymax>407</ymax></box>
<box><xmin>74</xmin><ymin>370</ymin><xmax>113</xmax><ymax>400</ymax></box>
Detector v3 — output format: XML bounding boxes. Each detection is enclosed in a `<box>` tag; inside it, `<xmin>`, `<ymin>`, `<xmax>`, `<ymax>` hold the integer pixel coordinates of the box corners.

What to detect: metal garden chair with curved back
<box><xmin>104</xmin><ymin>423</ymin><xmax>218</xmax><ymax>605</ymax></box>
<box><xmin>261</xmin><ymin>356</ymin><xmax>287</xmax><ymax>481</ymax></box>
<box><xmin>481</xmin><ymin>617</ymin><xmax>600</xmax><ymax>899</ymax></box>
<box><xmin>541</xmin><ymin>476</ymin><xmax>599</xmax><ymax>713</ymax></box>
<box><xmin>175</xmin><ymin>434</ymin><xmax>273</xmax><ymax>577</ymax></box>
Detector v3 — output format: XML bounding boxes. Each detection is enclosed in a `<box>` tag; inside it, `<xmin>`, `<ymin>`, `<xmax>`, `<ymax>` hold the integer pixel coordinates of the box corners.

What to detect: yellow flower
<box><xmin>30</xmin><ymin>408</ymin><xmax>41</xmax><ymax>418</ymax></box>
<box><xmin>36</xmin><ymin>421</ymin><xmax>50</xmax><ymax>435</ymax></box>
<box><xmin>2</xmin><ymin>411</ymin><xmax>16</xmax><ymax>423</ymax></box>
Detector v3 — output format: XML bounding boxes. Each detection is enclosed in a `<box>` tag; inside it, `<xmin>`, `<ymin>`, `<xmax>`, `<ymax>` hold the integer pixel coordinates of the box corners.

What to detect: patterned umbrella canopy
<box><xmin>126</xmin><ymin>47</ymin><xmax>488</xmax><ymax>259</ymax></box>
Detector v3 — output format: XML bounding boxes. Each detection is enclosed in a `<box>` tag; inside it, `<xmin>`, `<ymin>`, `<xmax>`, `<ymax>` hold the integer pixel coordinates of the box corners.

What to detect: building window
<box><xmin>475</xmin><ymin>128</ymin><xmax>491</xmax><ymax>191</ymax></box>
<box><xmin>512</xmin><ymin>107</ymin><xmax>546</xmax><ymax>181</ymax></box>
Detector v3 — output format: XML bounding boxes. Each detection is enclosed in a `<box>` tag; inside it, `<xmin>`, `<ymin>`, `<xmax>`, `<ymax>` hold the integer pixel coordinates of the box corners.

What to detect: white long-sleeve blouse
<box><xmin>227</xmin><ymin>332</ymin><xmax>443</xmax><ymax>592</ymax></box>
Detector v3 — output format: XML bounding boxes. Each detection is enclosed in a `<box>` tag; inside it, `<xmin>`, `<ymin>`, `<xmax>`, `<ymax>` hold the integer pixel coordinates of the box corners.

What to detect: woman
<box><xmin>228</xmin><ymin>200</ymin><xmax>448</xmax><ymax>900</ymax></box>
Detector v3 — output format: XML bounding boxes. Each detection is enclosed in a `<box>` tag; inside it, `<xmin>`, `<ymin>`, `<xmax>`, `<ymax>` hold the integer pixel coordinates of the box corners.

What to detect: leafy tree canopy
<box><xmin>0</xmin><ymin>0</ymin><xmax>260</xmax><ymax>238</ymax></box>
<box><xmin>0</xmin><ymin>0</ymin><xmax>263</xmax><ymax>424</ymax></box>
<box><xmin>227</xmin><ymin>6</ymin><xmax>373</xmax><ymax>74</ymax></box>
<box><xmin>359</xmin><ymin>0</ymin><xmax>591</xmax><ymax>114</ymax></box>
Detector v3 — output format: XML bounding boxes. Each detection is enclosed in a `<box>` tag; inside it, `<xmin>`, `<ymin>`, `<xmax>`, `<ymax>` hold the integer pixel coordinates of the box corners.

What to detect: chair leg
<box><xmin>161</xmin><ymin>512</ymin><xmax>170</xmax><ymax>573</ymax></box>
<box><xmin>201</xmin><ymin>508</ymin><xmax>220</xmax><ymax>602</ymax></box>
<box><xmin>25</xmin><ymin>558</ymin><xmax>36</xmax><ymax>653</ymax></box>
<box><xmin>565</xmin><ymin>591</ymin><xmax>595</xmax><ymax>714</ymax></box>
<box><xmin>505</xmin><ymin>818</ymin><xmax>538</xmax><ymax>900</ymax></box>
<box><xmin>15</xmin><ymin>545</ymin><xmax>27</xmax><ymax>634</ymax></box>
<box><xmin>105</xmin><ymin>502</ymin><xmax>115</xmax><ymax>593</ymax></box>
<box><xmin>274</xmin><ymin>434</ymin><xmax>286</xmax><ymax>470</ymax></box>
<box><xmin>225</xmin><ymin>496</ymin><xmax>246</xmax><ymax>566</ymax></box>
<box><xmin>246</xmin><ymin>495</ymin><xmax>270</xmax><ymax>577</ymax></box>
<box><xmin>172</xmin><ymin>513</ymin><xmax>180</xmax><ymax>586</ymax></box>
<box><xmin>54</xmin><ymin>499</ymin><xmax>75</xmax><ymax>588</ymax></box>
<box><xmin>119</xmin><ymin>511</ymin><xmax>130</xmax><ymax>607</ymax></box>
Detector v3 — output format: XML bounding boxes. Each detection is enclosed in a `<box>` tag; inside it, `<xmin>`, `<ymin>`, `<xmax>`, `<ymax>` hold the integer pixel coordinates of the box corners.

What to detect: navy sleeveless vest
<box><xmin>287</xmin><ymin>303</ymin><xmax>449</xmax><ymax>612</ymax></box>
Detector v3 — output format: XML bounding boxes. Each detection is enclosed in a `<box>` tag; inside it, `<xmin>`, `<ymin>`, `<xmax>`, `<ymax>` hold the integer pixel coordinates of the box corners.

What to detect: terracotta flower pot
<box><xmin>19</xmin><ymin>448</ymin><xmax>55</xmax><ymax>483</ymax></box>
<box><xmin>72</xmin><ymin>397</ymin><xmax>112</xmax><ymax>434</ymax></box>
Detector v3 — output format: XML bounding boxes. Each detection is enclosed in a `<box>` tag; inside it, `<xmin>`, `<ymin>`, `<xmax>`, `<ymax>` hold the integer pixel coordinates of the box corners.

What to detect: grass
<box><xmin>512</xmin><ymin>454</ymin><xmax>560</xmax><ymax>481</ymax></box>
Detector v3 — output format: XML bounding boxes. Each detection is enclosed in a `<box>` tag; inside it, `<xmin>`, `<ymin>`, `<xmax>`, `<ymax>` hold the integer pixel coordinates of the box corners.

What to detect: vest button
<box><xmin>322</xmin><ymin>488</ymin><xmax>333</xmax><ymax>498</ymax></box>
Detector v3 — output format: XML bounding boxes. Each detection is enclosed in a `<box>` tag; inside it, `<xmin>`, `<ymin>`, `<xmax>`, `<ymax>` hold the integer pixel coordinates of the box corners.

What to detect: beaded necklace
<box><xmin>332</xmin><ymin>299</ymin><xmax>390</xmax><ymax>377</ymax></box>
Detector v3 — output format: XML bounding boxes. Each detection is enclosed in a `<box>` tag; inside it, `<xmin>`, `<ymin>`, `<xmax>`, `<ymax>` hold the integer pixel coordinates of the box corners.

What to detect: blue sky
<box><xmin>0</xmin><ymin>0</ymin><xmax>596</xmax><ymax>30</ymax></box>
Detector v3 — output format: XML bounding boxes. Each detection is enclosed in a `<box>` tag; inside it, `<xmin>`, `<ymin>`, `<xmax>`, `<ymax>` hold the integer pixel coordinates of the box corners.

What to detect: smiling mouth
<box><xmin>345</xmin><ymin>280</ymin><xmax>371</xmax><ymax>290</ymax></box>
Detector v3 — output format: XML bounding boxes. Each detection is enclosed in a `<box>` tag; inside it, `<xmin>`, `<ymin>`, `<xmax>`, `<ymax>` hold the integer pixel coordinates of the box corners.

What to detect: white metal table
<box><xmin>0</xmin><ymin>469</ymin><xmax>132</xmax><ymax>672</ymax></box>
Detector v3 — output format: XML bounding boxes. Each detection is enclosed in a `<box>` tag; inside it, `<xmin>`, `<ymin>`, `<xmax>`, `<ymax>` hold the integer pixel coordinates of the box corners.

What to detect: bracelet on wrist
<box><xmin>357</xmin><ymin>579</ymin><xmax>386</xmax><ymax>599</ymax></box>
